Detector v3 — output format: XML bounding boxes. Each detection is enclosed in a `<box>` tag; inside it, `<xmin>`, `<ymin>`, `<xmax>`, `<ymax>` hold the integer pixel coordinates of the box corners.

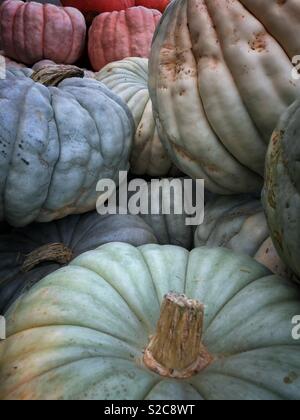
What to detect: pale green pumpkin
<box><xmin>262</xmin><ymin>99</ymin><xmax>300</xmax><ymax>282</ymax></box>
<box><xmin>194</xmin><ymin>195</ymin><xmax>288</xmax><ymax>277</ymax></box>
<box><xmin>0</xmin><ymin>243</ymin><xmax>299</xmax><ymax>400</ymax></box>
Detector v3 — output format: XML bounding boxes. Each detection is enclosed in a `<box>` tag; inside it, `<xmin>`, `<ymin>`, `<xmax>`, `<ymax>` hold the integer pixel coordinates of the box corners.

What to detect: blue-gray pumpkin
<box><xmin>0</xmin><ymin>211</ymin><xmax>157</xmax><ymax>314</ymax></box>
<box><xmin>0</xmin><ymin>66</ymin><xmax>134</xmax><ymax>227</ymax></box>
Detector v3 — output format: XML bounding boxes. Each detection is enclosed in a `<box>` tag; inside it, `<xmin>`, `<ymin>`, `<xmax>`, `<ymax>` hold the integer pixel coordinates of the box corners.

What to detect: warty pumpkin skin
<box><xmin>0</xmin><ymin>0</ymin><xmax>86</xmax><ymax>66</ymax></box>
<box><xmin>96</xmin><ymin>58</ymin><xmax>172</xmax><ymax>176</ymax></box>
<box><xmin>0</xmin><ymin>243</ymin><xmax>299</xmax><ymax>400</ymax></box>
<box><xmin>149</xmin><ymin>0</ymin><xmax>300</xmax><ymax>194</ymax></box>
<box><xmin>194</xmin><ymin>195</ymin><xmax>288</xmax><ymax>278</ymax></box>
<box><xmin>88</xmin><ymin>7</ymin><xmax>162</xmax><ymax>71</ymax></box>
<box><xmin>262</xmin><ymin>99</ymin><xmax>300</xmax><ymax>282</ymax></box>
<box><xmin>0</xmin><ymin>67</ymin><xmax>134</xmax><ymax>227</ymax></box>
<box><xmin>0</xmin><ymin>212</ymin><xmax>157</xmax><ymax>315</ymax></box>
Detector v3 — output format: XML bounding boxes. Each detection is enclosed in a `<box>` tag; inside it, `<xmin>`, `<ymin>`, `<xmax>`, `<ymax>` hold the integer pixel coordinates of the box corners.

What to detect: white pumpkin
<box><xmin>96</xmin><ymin>58</ymin><xmax>173</xmax><ymax>176</ymax></box>
<box><xmin>149</xmin><ymin>0</ymin><xmax>300</xmax><ymax>194</ymax></box>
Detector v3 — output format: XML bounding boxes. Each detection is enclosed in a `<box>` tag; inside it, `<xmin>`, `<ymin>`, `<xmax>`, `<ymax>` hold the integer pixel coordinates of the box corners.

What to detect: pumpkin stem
<box><xmin>143</xmin><ymin>292</ymin><xmax>213</xmax><ymax>379</ymax></box>
<box><xmin>31</xmin><ymin>65</ymin><xmax>84</xmax><ymax>87</ymax></box>
<box><xmin>21</xmin><ymin>243</ymin><xmax>74</xmax><ymax>273</ymax></box>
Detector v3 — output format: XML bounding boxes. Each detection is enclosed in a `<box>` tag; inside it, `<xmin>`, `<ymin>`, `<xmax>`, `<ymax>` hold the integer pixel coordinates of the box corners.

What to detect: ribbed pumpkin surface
<box><xmin>0</xmin><ymin>0</ymin><xmax>86</xmax><ymax>65</ymax></box>
<box><xmin>88</xmin><ymin>7</ymin><xmax>161</xmax><ymax>71</ymax></box>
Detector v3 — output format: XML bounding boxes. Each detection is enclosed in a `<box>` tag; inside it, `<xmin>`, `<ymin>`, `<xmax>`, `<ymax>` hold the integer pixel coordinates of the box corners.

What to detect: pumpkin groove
<box><xmin>0</xmin><ymin>244</ymin><xmax>299</xmax><ymax>400</ymax></box>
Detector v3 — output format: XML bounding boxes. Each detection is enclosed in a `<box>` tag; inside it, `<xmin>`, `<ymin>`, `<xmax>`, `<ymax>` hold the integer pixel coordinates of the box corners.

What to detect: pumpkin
<box><xmin>0</xmin><ymin>50</ymin><xmax>26</xmax><ymax>69</ymax></box>
<box><xmin>0</xmin><ymin>243</ymin><xmax>299</xmax><ymax>400</ymax></box>
<box><xmin>126</xmin><ymin>178</ymin><xmax>194</xmax><ymax>249</ymax></box>
<box><xmin>61</xmin><ymin>0</ymin><xmax>134</xmax><ymax>14</ymax></box>
<box><xmin>194</xmin><ymin>195</ymin><xmax>288</xmax><ymax>277</ymax></box>
<box><xmin>0</xmin><ymin>211</ymin><xmax>157</xmax><ymax>315</ymax></box>
<box><xmin>149</xmin><ymin>0</ymin><xmax>300</xmax><ymax>194</ymax></box>
<box><xmin>32</xmin><ymin>60</ymin><xmax>96</xmax><ymax>79</ymax></box>
<box><xmin>0</xmin><ymin>65</ymin><xmax>134</xmax><ymax>227</ymax></box>
<box><xmin>88</xmin><ymin>7</ymin><xmax>162</xmax><ymax>71</ymax></box>
<box><xmin>96</xmin><ymin>58</ymin><xmax>172</xmax><ymax>176</ymax></box>
<box><xmin>135</xmin><ymin>0</ymin><xmax>170</xmax><ymax>13</ymax></box>
<box><xmin>0</xmin><ymin>0</ymin><xmax>86</xmax><ymax>66</ymax></box>
<box><xmin>262</xmin><ymin>99</ymin><xmax>300</xmax><ymax>282</ymax></box>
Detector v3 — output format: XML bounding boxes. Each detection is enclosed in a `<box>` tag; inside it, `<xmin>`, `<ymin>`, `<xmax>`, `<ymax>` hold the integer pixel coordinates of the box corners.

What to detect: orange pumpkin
<box><xmin>0</xmin><ymin>0</ymin><xmax>86</xmax><ymax>65</ymax></box>
<box><xmin>135</xmin><ymin>0</ymin><xmax>170</xmax><ymax>13</ymax></box>
<box><xmin>88</xmin><ymin>6</ymin><xmax>161</xmax><ymax>71</ymax></box>
<box><xmin>61</xmin><ymin>0</ymin><xmax>134</xmax><ymax>14</ymax></box>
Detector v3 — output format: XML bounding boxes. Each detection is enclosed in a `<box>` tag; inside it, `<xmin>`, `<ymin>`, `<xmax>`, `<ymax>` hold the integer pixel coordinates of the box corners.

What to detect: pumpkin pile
<box><xmin>0</xmin><ymin>0</ymin><xmax>300</xmax><ymax>401</ymax></box>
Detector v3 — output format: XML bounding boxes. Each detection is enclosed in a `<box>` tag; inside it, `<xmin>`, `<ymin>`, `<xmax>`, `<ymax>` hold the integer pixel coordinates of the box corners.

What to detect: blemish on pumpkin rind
<box><xmin>273</xmin><ymin>230</ymin><xmax>284</xmax><ymax>252</ymax></box>
<box><xmin>284</xmin><ymin>372</ymin><xmax>298</xmax><ymax>385</ymax></box>
<box><xmin>248</xmin><ymin>32</ymin><xmax>268</xmax><ymax>53</ymax></box>
<box><xmin>265</xmin><ymin>130</ymin><xmax>284</xmax><ymax>210</ymax></box>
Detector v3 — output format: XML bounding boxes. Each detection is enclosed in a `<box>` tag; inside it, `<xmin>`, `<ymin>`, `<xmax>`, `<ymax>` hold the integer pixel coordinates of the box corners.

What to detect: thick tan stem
<box><xmin>21</xmin><ymin>243</ymin><xmax>74</xmax><ymax>272</ymax></box>
<box><xmin>143</xmin><ymin>292</ymin><xmax>213</xmax><ymax>379</ymax></box>
<box><xmin>31</xmin><ymin>65</ymin><xmax>84</xmax><ymax>87</ymax></box>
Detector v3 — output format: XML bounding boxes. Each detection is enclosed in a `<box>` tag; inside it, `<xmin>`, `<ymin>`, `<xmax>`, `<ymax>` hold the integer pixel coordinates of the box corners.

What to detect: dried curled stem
<box><xmin>31</xmin><ymin>65</ymin><xmax>84</xmax><ymax>86</ymax></box>
<box><xmin>21</xmin><ymin>243</ymin><xmax>74</xmax><ymax>272</ymax></box>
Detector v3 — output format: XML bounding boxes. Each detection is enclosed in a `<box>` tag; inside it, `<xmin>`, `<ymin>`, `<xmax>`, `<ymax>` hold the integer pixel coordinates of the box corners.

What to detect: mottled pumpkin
<box><xmin>0</xmin><ymin>0</ymin><xmax>86</xmax><ymax>65</ymax></box>
<box><xmin>194</xmin><ymin>195</ymin><xmax>288</xmax><ymax>277</ymax></box>
<box><xmin>0</xmin><ymin>66</ymin><xmax>134</xmax><ymax>227</ymax></box>
<box><xmin>0</xmin><ymin>212</ymin><xmax>157</xmax><ymax>314</ymax></box>
<box><xmin>263</xmin><ymin>99</ymin><xmax>300</xmax><ymax>282</ymax></box>
<box><xmin>149</xmin><ymin>0</ymin><xmax>300</xmax><ymax>194</ymax></box>
<box><xmin>96</xmin><ymin>58</ymin><xmax>172</xmax><ymax>176</ymax></box>
<box><xmin>0</xmin><ymin>243</ymin><xmax>299</xmax><ymax>400</ymax></box>
<box><xmin>88</xmin><ymin>7</ymin><xmax>161</xmax><ymax>71</ymax></box>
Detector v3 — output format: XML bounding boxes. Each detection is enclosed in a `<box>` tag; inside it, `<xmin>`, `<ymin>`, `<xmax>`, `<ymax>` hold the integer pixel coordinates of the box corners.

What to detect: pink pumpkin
<box><xmin>0</xmin><ymin>50</ymin><xmax>26</xmax><ymax>68</ymax></box>
<box><xmin>88</xmin><ymin>6</ymin><xmax>161</xmax><ymax>71</ymax></box>
<box><xmin>0</xmin><ymin>0</ymin><xmax>86</xmax><ymax>65</ymax></box>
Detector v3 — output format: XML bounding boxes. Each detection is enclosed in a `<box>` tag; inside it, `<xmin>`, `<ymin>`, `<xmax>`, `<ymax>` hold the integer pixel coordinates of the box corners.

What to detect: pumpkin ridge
<box><xmin>11</xmin><ymin>2</ymin><xmax>20</xmax><ymax>62</ymax></box>
<box><xmin>3</xmin><ymin>82</ymin><xmax>47</xmax><ymax>223</ymax></box>
<box><xmin>7</xmin><ymin>274</ymin><xmax>148</xmax><ymax>345</ymax></box>
<box><xmin>141</xmin><ymin>380</ymin><xmax>165</xmax><ymax>400</ymax></box>
<box><xmin>204</xmin><ymin>272</ymin><xmax>270</xmax><ymax>334</ymax></box>
<box><xmin>139</xmin><ymin>252</ymin><xmax>163</xmax><ymax>310</ymax></box>
<box><xmin>1</xmin><ymin>325</ymin><xmax>141</xmax><ymax>365</ymax></box>
<box><xmin>58</xmin><ymin>7</ymin><xmax>75</xmax><ymax>65</ymax></box>
<box><xmin>37</xmin><ymin>88</ymin><xmax>62</xmax><ymax>219</ymax></box>
<box><xmin>70</xmin><ymin>254</ymin><xmax>157</xmax><ymax>332</ymax></box>
<box><xmin>1</xmin><ymin>354</ymin><xmax>143</xmax><ymax>401</ymax></box>
<box><xmin>202</xmin><ymin>2</ymin><xmax>267</xmax><ymax>173</ymax></box>
<box><xmin>192</xmin><ymin>370</ymin><xmax>284</xmax><ymax>401</ymax></box>
<box><xmin>41</xmin><ymin>3</ymin><xmax>45</xmax><ymax>61</ymax></box>
<box><xmin>202</xmin><ymin>0</ymin><xmax>267</xmax><ymax>149</ymax></box>
<box><xmin>201</xmin><ymin>0</ymin><xmax>269</xmax><ymax>146</ymax></box>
